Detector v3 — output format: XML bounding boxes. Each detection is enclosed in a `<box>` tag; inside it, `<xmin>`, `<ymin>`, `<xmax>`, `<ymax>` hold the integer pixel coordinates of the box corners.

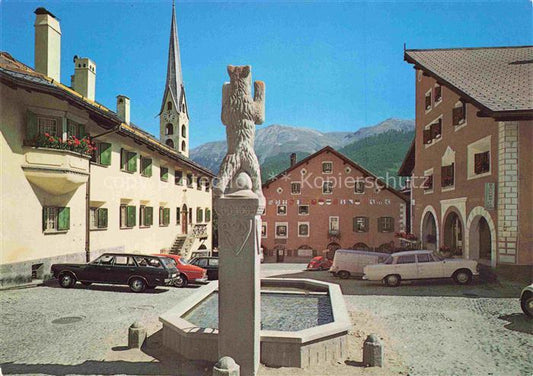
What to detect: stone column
<box><xmin>215</xmin><ymin>182</ymin><xmax>264</xmax><ymax>376</ymax></box>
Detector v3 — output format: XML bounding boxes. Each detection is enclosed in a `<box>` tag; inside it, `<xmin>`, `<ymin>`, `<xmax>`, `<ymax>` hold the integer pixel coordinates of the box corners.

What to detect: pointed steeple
<box><xmin>160</xmin><ymin>0</ymin><xmax>185</xmax><ymax>115</ymax></box>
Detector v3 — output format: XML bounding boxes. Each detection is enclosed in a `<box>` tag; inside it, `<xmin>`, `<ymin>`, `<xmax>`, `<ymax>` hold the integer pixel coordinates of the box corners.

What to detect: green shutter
<box><xmin>27</xmin><ymin>110</ymin><xmax>38</xmax><ymax>141</ymax></box>
<box><xmin>127</xmin><ymin>152</ymin><xmax>137</xmax><ymax>172</ymax></box>
<box><xmin>176</xmin><ymin>208</ymin><xmax>181</xmax><ymax>224</ymax></box>
<box><xmin>98</xmin><ymin>208</ymin><xmax>108</xmax><ymax>228</ymax></box>
<box><xmin>145</xmin><ymin>207</ymin><xmax>153</xmax><ymax>226</ymax></box>
<box><xmin>78</xmin><ymin>124</ymin><xmax>86</xmax><ymax>138</ymax></box>
<box><xmin>42</xmin><ymin>207</ymin><xmax>47</xmax><ymax>232</ymax></box>
<box><xmin>146</xmin><ymin>159</ymin><xmax>152</xmax><ymax>177</ymax></box>
<box><xmin>127</xmin><ymin>206</ymin><xmax>136</xmax><ymax>227</ymax></box>
<box><xmin>58</xmin><ymin>207</ymin><xmax>70</xmax><ymax>231</ymax></box>
<box><xmin>205</xmin><ymin>208</ymin><xmax>211</xmax><ymax>222</ymax></box>
<box><xmin>197</xmin><ymin>208</ymin><xmax>203</xmax><ymax>223</ymax></box>
<box><xmin>164</xmin><ymin>208</ymin><xmax>170</xmax><ymax>225</ymax></box>
<box><xmin>161</xmin><ymin>167</ymin><xmax>168</xmax><ymax>181</ymax></box>
<box><xmin>99</xmin><ymin>142</ymin><xmax>112</xmax><ymax>166</ymax></box>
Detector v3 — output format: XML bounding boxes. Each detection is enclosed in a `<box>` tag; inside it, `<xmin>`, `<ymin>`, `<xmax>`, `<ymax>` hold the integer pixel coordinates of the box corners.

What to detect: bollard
<box><xmin>128</xmin><ymin>321</ymin><xmax>146</xmax><ymax>349</ymax></box>
<box><xmin>363</xmin><ymin>333</ymin><xmax>384</xmax><ymax>367</ymax></box>
<box><xmin>213</xmin><ymin>356</ymin><xmax>240</xmax><ymax>376</ymax></box>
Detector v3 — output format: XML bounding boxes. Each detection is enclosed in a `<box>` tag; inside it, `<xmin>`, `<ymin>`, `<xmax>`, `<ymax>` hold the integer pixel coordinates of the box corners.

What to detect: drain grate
<box><xmin>52</xmin><ymin>316</ymin><xmax>84</xmax><ymax>325</ymax></box>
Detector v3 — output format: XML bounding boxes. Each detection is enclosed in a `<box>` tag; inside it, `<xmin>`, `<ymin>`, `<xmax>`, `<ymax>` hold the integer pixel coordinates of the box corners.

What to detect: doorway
<box><xmin>181</xmin><ymin>204</ymin><xmax>188</xmax><ymax>233</ymax></box>
<box><xmin>444</xmin><ymin>212</ymin><xmax>463</xmax><ymax>256</ymax></box>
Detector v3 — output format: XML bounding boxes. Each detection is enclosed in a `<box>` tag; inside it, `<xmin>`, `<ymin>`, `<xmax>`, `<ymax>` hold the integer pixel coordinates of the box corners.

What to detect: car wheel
<box><xmin>453</xmin><ymin>270</ymin><xmax>472</xmax><ymax>285</ymax></box>
<box><xmin>337</xmin><ymin>270</ymin><xmax>350</xmax><ymax>279</ymax></box>
<box><xmin>59</xmin><ymin>273</ymin><xmax>76</xmax><ymax>288</ymax></box>
<box><xmin>384</xmin><ymin>274</ymin><xmax>401</xmax><ymax>287</ymax></box>
<box><xmin>521</xmin><ymin>296</ymin><xmax>533</xmax><ymax>317</ymax></box>
<box><xmin>173</xmin><ymin>275</ymin><xmax>188</xmax><ymax>288</ymax></box>
<box><xmin>81</xmin><ymin>282</ymin><xmax>92</xmax><ymax>286</ymax></box>
<box><xmin>129</xmin><ymin>278</ymin><xmax>146</xmax><ymax>293</ymax></box>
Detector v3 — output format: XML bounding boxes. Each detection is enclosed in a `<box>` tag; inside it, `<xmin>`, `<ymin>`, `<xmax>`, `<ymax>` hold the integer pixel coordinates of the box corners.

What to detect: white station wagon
<box><xmin>362</xmin><ymin>250</ymin><xmax>479</xmax><ymax>287</ymax></box>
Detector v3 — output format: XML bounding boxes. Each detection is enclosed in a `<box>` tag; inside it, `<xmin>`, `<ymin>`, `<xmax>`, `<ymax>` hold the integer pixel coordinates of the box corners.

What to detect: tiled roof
<box><xmin>405</xmin><ymin>46</ymin><xmax>533</xmax><ymax>113</ymax></box>
<box><xmin>0</xmin><ymin>52</ymin><xmax>214</xmax><ymax>177</ymax></box>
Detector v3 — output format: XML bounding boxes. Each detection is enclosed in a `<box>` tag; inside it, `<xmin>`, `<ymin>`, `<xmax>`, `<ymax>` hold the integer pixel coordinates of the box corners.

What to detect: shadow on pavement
<box><xmin>42</xmin><ymin>280</ymin><xmax>170</xmax><ymax>294</ymax></box>
<box><xmin>272</xmin><ymin>271</ymin><xmax>523</xmax><ymax>298</ymax></box>
<box><xmin>498</xmin><ymin>313</ymin><xmax>533</xmax><ymax>334</ymax></box>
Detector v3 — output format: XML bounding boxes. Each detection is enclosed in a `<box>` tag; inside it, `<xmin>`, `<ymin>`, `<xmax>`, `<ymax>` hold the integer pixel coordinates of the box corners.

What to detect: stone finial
<box><xmin>213</xmin><ymin>356</ymin><xmax>240</xmax><ymax>376</ymax></box>
<box><xmin>363</xmin><ymin>333</ymin><xmax>384</xmax><ymax>367</ymax></box>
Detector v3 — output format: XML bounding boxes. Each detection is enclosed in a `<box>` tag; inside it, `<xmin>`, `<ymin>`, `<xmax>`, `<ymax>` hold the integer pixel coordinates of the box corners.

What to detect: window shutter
<box><xmin>127</xmin><ymin>206</ymin><xmax>136</xmax><ymax>227</ymax></box>
<box><xmin>99</xmin><ymin>143</ymin><xmax>112</xmax><ymax>166</ymax></box>
<box><xmin>377</xmin><ymin>217</ymin><xmax>383</xmax><ymax>232</ymax></box>
<box><xmin>145</xmin><ymin>206</ymin><xmax>153</xmax><ymax>226</ymax></box>
<box><xmin>120</xmin><ymin>149</ymin><xmax>127</xmax><ymax>170</ymax></box>
<box><xmin>364</xmin><ymin>217</ymin><xmax>369</xmax><ymax>232</ymax></box>
<box><xmin>352</xmin><ymin>217</ymin><xmax>357</xmax><ymax>232</ymax></box>
<box><xmin>423</xmin><ymin>129</ymin><xmax>432</xmax><ymax>144</ymax></box>
<box><xmin>127</xmin><ymin>152</ymin><xmax>137</xmax><ymax>172</ymax></box>
<box><xmin>78</xmin><ymin>124</ymin><xmax>86</xmax><ymax>138</ymax></box>
<box><xmin>164</xmin><ymin>208</ymin><xmax>170</xmax><ymax>225</ymax></box>
<box><xmin>58</xmin><ymin>207</ymin><xmax>70</xmax><ymax>231</ymax></box>
<box><xmin>161</xmin><ymin>168</ymin><xmax>168</xmax><ymax>181</ymax></box>
<box><xmin>145</xmin><ymin>158</ymin><xmax>152</xmax><ymax>177</ymax></box>
<box><xmin>42</xmin><ymin>207</ymin><xmax>46</xmax><ymax>232</ymax></box>
<box><xmin>390</xmin><ymin>218</ymin><xmax>395</xmax><ymax>232</ymax></box>
<box><xmin>27</xmin><ymin>110</ymin><xmax>38</xmax><ymax>141</ymax></box>
<box><xmin>205</xmin><ymin>208</ymin><xmax>211</xmax><ymax>222</ymax></box>
<box><xmin>98</xmin><ymin>208</ymin><xmax>108</xmax><ymax>228</ymax></box>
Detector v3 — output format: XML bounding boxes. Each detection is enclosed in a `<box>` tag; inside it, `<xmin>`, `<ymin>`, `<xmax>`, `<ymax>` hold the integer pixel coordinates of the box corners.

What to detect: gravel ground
<box><xmin>1</xmin><ymin>265</ymin><xmax>531</xmax><ymax>376</ymax></box>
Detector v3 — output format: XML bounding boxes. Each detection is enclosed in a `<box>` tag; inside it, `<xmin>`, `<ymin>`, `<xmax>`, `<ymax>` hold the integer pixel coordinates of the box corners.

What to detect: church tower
<box><xmin>159</xmin><ymin>2</ymin><xmax>189</xmax><ymax>157</ymax></box>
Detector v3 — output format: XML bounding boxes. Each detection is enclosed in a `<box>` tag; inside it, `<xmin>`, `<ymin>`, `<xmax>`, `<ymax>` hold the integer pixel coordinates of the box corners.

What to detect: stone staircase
<box><xmin>170</xmin><ymin>236</ymin><xmax>186</xmax><ymax>255</ymax></box>
<box><xmin>169</xmin><ymin>224</ymin><xmax>209</xmax><ymax>259</ymax></box>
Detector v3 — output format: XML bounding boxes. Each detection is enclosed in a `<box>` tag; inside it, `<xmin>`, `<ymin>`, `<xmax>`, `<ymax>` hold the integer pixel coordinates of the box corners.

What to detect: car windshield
<box><xmin>177</xmin><ymin>258</ymin><xmax>188</xmax><ymax>265</ymax></box>
<box><xmin>159</xmin><ymin>257</ymin><xmax>176</xmax><ymax>269</ymax></box>
<box><xmin>382</xmin><ymin>256</ymin><xmax>393</xmax><ymax>264</ymax></box>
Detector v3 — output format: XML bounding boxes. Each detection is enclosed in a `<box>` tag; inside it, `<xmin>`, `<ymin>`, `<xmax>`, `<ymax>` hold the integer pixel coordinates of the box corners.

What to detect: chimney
<box><xmin>117</xmin><ymin>95</ymin><xmax>130</xmax><ymax>124</ymax></box>
<box><xmin>290</xmin><ymin>153</ymin><xmax>297</xmax><ymax>167</ymax></box>
<box><xmin>34</xmin><ymin>7</ymin><xmax>61</xmax><ymax>82</ymax></box>
<box><xmin>73</xmin><ymin>57</ymin><xmax>96</xmax><ymax>100</ymax></box>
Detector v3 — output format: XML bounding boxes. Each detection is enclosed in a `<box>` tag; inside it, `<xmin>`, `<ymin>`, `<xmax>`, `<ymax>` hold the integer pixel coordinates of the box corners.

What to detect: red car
<box><xmin>307</xmin><ymin>256</ymin><xmax>333</xmax><ymax>271</ymax></box>
<box><xmin>153</xmin><ymin>254</ymin><xmax>208</xmax><ymax>287</ymax></box>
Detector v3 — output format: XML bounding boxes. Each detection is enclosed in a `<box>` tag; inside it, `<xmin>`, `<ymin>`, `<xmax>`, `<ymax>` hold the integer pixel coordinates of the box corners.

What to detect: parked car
<box><xmin>51</xmin><ymin>253</ymin><xmax>180</xmax><ymax>293</ymax></box>
<box><xmin>154</xmin><ymin>254</ymin><xmax>207</xmax><ymax>287</ymax></box>
<box><xmin>362</xmin><ymin>250</ymin><xmax>479</xmax><ymax>286</ymax></box>
<box><xmin>189</xmin><ymin>256</ymin><xmax>219</xmax><ymax>280</ymax></box>
<box><xmin>307</xmin><ymin>256</ymin><xmax>333</xmax><ymax>271</ymax></box>
<box><xmin>520</xmin><ymin>284</ymin><xmax>533</xmax><ymax>317</ymax></box>
<box><xmin>329</xmin><ymin>249</ymin><xmax>389</xmax><ymax>279</ymax></box>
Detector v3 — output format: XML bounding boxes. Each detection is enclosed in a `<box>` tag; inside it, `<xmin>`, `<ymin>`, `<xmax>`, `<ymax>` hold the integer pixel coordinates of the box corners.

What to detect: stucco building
<box><xmin>399</xmin><ymin>46</ymin><xmax>533</xmax><ymax>268</ymax></box>
<box><xmin>261</xmin><ymin>147</ymin><xmax>408</xmax><ymax>262</ymax></box>
<box><xmin>0</xmin><ymin>6</ymin><xmax>213</xmax><ymax>287</ymax></box>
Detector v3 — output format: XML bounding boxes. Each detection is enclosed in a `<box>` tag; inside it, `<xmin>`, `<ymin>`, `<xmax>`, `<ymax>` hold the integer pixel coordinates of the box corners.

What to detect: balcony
<box><xmin>22</xmin><ymin>147</ymin><xmax>90</xmax><ymax>195</ymax></box>
<box><xmin>192</xmin><ymin>224</ymin><xmax>208</xmax><ymax>238</ymax></box>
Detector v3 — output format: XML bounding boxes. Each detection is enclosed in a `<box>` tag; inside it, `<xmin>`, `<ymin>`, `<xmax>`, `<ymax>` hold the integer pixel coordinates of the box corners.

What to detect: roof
<box><xmin>0</xmin><ymin>52</ymin><xmax>214</xmax><ymax>177</ymax></box>
<box><xmin>405</xmin><ymin>46</ymin><xmax>533</xmax><ymax>117</ymax></box>
<box><xmin>262</xmin><ymin>146</ymin><xmax>408</xmax><ymax>202</ymax></box>
<box><xmin>391</xmin><ymin>250</ymin><xmax>432</xmax><ymax>256</ymax></box>
<box><xmin>397</xmin><ymin>139</ymin><xmax>415</xmax><ymax>176</ymax></box>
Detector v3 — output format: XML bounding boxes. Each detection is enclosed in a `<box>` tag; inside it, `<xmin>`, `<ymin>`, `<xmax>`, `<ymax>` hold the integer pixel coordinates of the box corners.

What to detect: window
<box><xmin>140</xmin><ymin>156</ymin><xmax>152</xmax><ymax>177</ymax></box>
<box><xmin>120</xmin><ymin>149</ymin><xmax>137</xmax><ymax>173</ymax></box>
<box><xmin>139</xmin><ymin>206</ymin><xmax>153</xmax><ymax>227</ymax></box>
<box><xmin>298</xmin><ymin>205</ymin><xmax>309</xmax><ymax>215</ymax></box>
<box><xmin>167</xmin><ymin>101</ymin><xmax>172</xmax><ymax>111</ymax></box>
<box><xmin>159</xmin><ymin>207</ymin><xmax>170</xmax><ymax>226</ymax></box>
<box><xmin>434</xmin><ymin>85</ymin><xmax>442</xmax><ymax>103</ymax></box>
<box><xmin>189</xmin><ymin>208</ymin><xmax>192</xmax><ymax>223</ymax></box>
<box><xmin>38</xmin><ymin>116</ymin><xmax>59</xmax><ymax>137</ymax></box>
<box><xmin>354</xmin><ymin>180</ymin><xmax>365</xmax><ymax>194</ymax></box>
<box><xmin>397</xmin><ymin>255</ymin><xmax>416</xmax><ymax>264</ymax></box>
<box><xmin>322</xmin><ymin>162</ymin><xmax>333</xmax><ymax>174</ymax></box>
<box><xmin>176</xmin><ymin>207</ymin><xmax>181</xmax><ymax>225</ymax></box>
<box><xmin>165</xmin><ymin>123</ymin><xmax>173</xmax><ymax>135</ymax></box>
<box><xmin>277</xmin><ymin>205</ymin><xmax>287</xmax><ymax>216</ymax></box>
<box><xmin>67</xmin><ymin>119</ymin><xmax>86</xmax><ymax>139</ymax></box>
<box><xmin>322</xmin><ymin>181</ymin><xmax>333</xmax><ymax>194</ymax></box>
<box><xmin>91</xmin><ymin>142</ymin><xmax>112</xmax><ymax>166</ymax></box>
<box><xmin>353</xmin><ymin>216</ymin><xmax>369</xmax><ymax>233</ymax></box>
<box><xmin>453</xmin><ymin>101</ymin><xmax>467</xmax><ymax>126</ymax></box>
<box><xmin>197</xmin><ymin>176</ymin><xmax>202</xmax><ymax>190</ymax></box>
<box><xmin>329</xmin><ymin>216</ymin><xmax>339</xmax><ymax>235</ymax></box>
<box><xmin>90</xmin><ymin>207</ymin><xmax>108</xmax><ymax>229</ymax></box>
<box><xmin>298</xmin><ymin>222</ymin><xmax>309</xmax><ymax>237</ymax></box>
<box><xmin>378</xmin><ymin>217</ymin><xmax>394</xmax><ymax>233</ymax></box>
<box><xmin>275</xmin><ymin>223</ymin><xmax>288</xmax><ymax>238</ymax></box>
<box><xmin>423</xmin><ymin>174</ymin><xmax>433</xmax><ymax>192</ymax></box>
<box><xmin>262</xmin><ymin>223</ymin><xmax>267</xmax><ymax>238</ymax></box>
<box><xmin>160</xmin><ymin>167</ymin><xmax>169</xmax><ymax>182</ymax></box>
<box><xmin>291</xmin><ymin>182</ymin><xmax>301</xmax><ymax>195</ymax></box>
<box><xmin>187</xmin><ymin>173</ymin><xmax>193</xmax><ymax>188</ymax></box>
<box><xmin>441</xmin><ymin>163</ymin><xmax>455</xmax><ymax>188</ymax></box>
<box><xmin>417</xmin><ymin>253</ymin><xmax>432</xmax><ymax>263</ymax></box>
<box><xmin>205</xmin><ymin>208</ymin><xmax>211</xmax><ymax>222</ymax></box>
<box><xmin>166</xmin><ymin>139</ymin><xmax>174</xmax><ymax>148</ymax></box>
<box><xmin>197</xmin><ymin>208</ymin><xmax>203</xmax><ymax>223</ymax></box>
<box><xmin>120</xmin><ymin>205</ymin><xmax>136</xmax><ymax>228</ymax></box>
<box><xmin>181</xmin><ymin>141</ymin><xmax>186</xmax><ymax>152</ymax></box>
<box><xmin>43</xmin><ymin>207</ymin><xmax>70</xmax><ymax>232</ymax></box>
<box><xmin>474</xmin><ymin>151</ymin><xmax>490</xmax><ymax>175</ymax></box>
<box><xmin>175</xmin><ymin>170</ymin><xmax>183</xmax><ymax>185</ymax></box>
<box><xmin>182</xmin><ymin>125</ymin><xmax>186</xmax><ymax>138</ymax></box>
<box><xmin>425</xmin><ymin>90</ymin><xmax>432</xmax><ymax>111</ymax></box>
<box><xmin>115</xmin><ymin>256</ymin><xmax>135</xmax><ymax>266</ymax></box>
<box><xmin>431</xmin><ymin>119</ymin><xmax>442</xmax><ymax>140</ymax></box>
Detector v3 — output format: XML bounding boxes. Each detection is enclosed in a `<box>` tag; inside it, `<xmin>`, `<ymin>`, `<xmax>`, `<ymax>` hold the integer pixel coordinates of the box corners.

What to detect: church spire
<box><xmin>160</xmin><ymin>0</ymin><xmax>185</xmax><ymax>115</ymax></box>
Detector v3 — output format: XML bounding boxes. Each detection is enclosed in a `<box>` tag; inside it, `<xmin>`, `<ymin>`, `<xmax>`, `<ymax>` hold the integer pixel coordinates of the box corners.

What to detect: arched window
<box><xmin>181</xmin><ymin>141</ymin><xmax>186</xmax><ymax>152</ymax></box>
<box><xmin>165</xmin><ymin>139</ymin><xmax>174</xmax><ymax>148</ymax></box>
<box><xmin>165</xmin><ymin>123</ymin><xmax>173</xmax><ymax>135</ymax></box>
<box><xmin>181</xmin><ymin>125</ymin><xmax>186</xmax><ymax>138</ymax></box>
<box><xmin>167</xmin><ymin>101</ymin><xmax>172</xmax><ymax>111</ymax></box>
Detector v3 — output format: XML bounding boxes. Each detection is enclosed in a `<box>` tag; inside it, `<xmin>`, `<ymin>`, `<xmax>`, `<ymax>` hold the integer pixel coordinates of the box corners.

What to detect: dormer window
<box><xmin>453</xmin><ymin>101</ymin><xmax>467</xmax><ymax>126</ymax></box>
<box><xmin>167</xmin><ymin>101</ymin><xmax>172</xmax><ymax>111</ymax></box>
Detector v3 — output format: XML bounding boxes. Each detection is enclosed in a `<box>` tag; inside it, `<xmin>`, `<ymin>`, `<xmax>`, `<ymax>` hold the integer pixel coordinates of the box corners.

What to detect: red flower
<box><xmin>48</xmin><ymin>137</ymin><xmax>54</xmax><ymax>142</ymax></box>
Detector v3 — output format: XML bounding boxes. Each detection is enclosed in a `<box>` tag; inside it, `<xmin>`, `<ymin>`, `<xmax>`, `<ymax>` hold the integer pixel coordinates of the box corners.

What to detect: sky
<box><xmin>1</xmin><ymin>0</ymin><xmax>531</xmax><ymax>148</ymax></box>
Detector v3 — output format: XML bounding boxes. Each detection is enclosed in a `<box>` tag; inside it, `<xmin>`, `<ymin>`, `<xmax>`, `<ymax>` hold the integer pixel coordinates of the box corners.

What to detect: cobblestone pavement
<box><xmin>1</xmin><ymin>266</ymin><xmax>532</xmax><ymax>376</ymax></box>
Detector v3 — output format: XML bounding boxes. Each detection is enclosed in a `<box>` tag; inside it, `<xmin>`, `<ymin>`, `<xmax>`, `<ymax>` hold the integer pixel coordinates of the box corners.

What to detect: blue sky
<box><xmin>1</xmin><ymin>1</ymin><xmax>531</xmax><ymax>148</ymax></box>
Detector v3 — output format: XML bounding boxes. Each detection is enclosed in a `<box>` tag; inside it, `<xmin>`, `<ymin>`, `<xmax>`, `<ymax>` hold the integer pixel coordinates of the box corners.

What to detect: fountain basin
<box><xmin>159</xmin><ymin>278</ymin><xmax>351</xmax><ymax>368</ymax></box>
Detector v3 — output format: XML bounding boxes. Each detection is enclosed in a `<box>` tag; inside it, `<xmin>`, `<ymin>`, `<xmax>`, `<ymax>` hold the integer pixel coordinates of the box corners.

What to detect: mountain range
<box><xmin>190</xmin><ymin>118</ymin><xmax>415</xmax><ymax>181</ymax></box>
